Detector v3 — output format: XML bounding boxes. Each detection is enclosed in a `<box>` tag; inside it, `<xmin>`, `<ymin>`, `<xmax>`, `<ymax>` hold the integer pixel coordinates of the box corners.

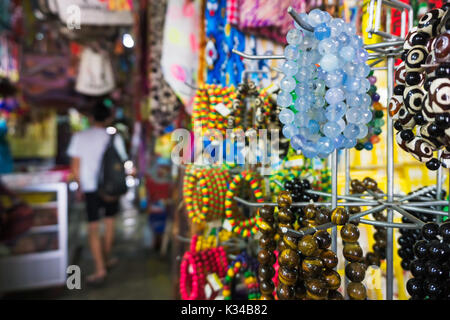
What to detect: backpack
<box><xmin>97</xmin><ymin>133</ymin><xmax>127</xmax><ymax>200</ymax></box>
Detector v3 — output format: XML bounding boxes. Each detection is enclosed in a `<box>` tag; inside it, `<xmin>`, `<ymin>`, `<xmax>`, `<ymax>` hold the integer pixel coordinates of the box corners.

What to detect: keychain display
<box><xmin>390</xmin><ymin>5</ymin><xmax>450</xmax><ymax>170</ymax></box>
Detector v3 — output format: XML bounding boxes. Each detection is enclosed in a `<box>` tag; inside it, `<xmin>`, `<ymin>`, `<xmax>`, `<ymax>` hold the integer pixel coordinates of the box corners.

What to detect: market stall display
<box><xmin>2</xmin><ymin>0</ymin><xmax>450</xmax><ymax>302</ymax></box>
<box><xmin>176</xmin><ymin>1</ymin><xmax>450</xmax><ymax>302</ymax></box>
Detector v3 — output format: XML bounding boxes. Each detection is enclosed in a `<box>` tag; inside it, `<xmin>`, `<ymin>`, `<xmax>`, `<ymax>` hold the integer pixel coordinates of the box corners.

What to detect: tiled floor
<box><xmin>3</xmin><ymin>204</ymin><xmax>173</xmax><ymax>300</ymax></box>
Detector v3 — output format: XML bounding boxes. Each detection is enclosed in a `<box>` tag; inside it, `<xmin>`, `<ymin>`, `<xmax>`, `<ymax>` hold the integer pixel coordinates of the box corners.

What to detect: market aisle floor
<box><xmin>3</xmin><ymin>204</ymin><xmax>173</xmax><ymax>300</ymax></box>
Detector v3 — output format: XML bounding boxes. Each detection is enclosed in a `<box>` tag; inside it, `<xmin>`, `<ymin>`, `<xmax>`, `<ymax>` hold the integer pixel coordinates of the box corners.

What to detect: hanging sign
<box><xmin>53</xmin><ymin>0</ymin><xmax>133</xmax><ymax>26</ymax></box>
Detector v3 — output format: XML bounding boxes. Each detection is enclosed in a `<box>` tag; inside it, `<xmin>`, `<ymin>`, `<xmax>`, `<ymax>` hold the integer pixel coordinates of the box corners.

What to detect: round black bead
<box><xmin>394</xmin><ymin>85</ymin><xmax>405</xmax><ymax>95</ymax></box>
<box><xmin>426</xmin><ymin>158</ymin><xmax>441</xmax><ymax>171</ymax></box>
<box><xmin>406</xmin><ymin>278</ymin><xmax>424</xmax><ymax>297</ymax></box>
<box><xmin>422</xmin><ymin>222</ymin><xmax>440</xmax><ymax>240</ymax></box>
<box><xmin>426</xmin><ymin>260</ymin><xmax>446</xmax><ymax>279</ymax></box>
<box><xmin>398</xmin><ymin>235</ymin><xmax>413</xmax><ymax>247</ymax></box>
<box><xmin>398</xmin><ymin>248</ymin><xmax>414</xmax><ymax>259</ymax></box>
<box><xmin>393</xmin><ymin>121</ymin><xmax>403</xmax><ymax>131</ymax></box>
<box><xmin>410</xmin><ymin>259</ymin><xmax>427</xmax><ymax>278</ymax></box>
<box><xmin>424</xmin><ymin>77</ymin><xmax>436</xmax><ymax>91</ymax></box>
<box><xmin>439</xmin><ymin>222</ymin><xmax>450</xmax><ymax>243</ymax></box>
<box><xmin>427</xmin><ymin>122</ymin><xmax>443</xmax><ymax>137</ymax></box>
<box><xmin>436</xmin><ymin>62</ymin><xmax>450</xmax><ymax>78</ymax></box>
<box><xmin>405</xmin><ymin>72</ymin><xmax>422</xmax><ymax>86</ymax></box>
<box><xmin>301</xmin><ymin>179</ymin><xmax>311</xmax><ymax>190</ymax></box>
<box><xmin>414</xmin><ymin>113</ymin><xmax>427</xmax><ymax>125</ymax></box>
<box><xmin>400</xmin><ymin>129</ymin><xmax>414</xmax><ymax>142</ymax></box>
<box><xmin>300</xmin><ymin>193</ymin><xmax>311</xmax><ymax>202</ymax></box>
<box><xmin>423</xmin><ymin>279</ymin><xmax>444</xmax><ymax>298</ymax></box>
<box><xmin>284</xmin><ymin>181</ymin><xmax>293</xmax><ymax>191</ymax></box>
<box><xmin>401</xmin><ymin>259</ymin><xmax>411</xmax><ymax>270</ymax></box>
<box><xmin>435</xmin><ymin>114</ymin><xmax>450</xmax><ymax>128</ymax></box>
<box><xmin>411</xmin><ymin>32</ymin><xmax>430</xmax><ymax>46</ymax></box>
<box><xmin>414</xmin><ymin>240</ymin><xmax>429</xmax><ymax>259</ymax></box>
<box><xmin>427</xmin><ymin>239</ymin><xmax>449</xmax><ymax>262</ymax></box>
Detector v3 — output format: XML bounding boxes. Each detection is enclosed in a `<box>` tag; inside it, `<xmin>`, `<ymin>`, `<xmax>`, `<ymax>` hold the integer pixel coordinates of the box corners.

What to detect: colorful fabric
<box><xmin>226</xmin><ymin>0</ymin><xmax>239</xmax><ymax>25</ymax></box>
<box><xmin>236</xmin><ymin>0</ymin><xmax>306</xmax><ymax>44</ymax></box>
<box><xmin>161</xmin><ymin>0</ymin><xmax>201</xmax><ymax>114</ymax></box>
<box><xmin>205</xmin><ymin>0</ymin><xmax>245</xmax><ymax>86</ymax></box>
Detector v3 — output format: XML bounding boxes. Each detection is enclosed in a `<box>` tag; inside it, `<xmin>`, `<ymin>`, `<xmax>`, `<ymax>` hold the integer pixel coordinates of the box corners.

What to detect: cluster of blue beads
<box><xmin>278</xmin><ymin>9</ymin><xmax>371</xmax><ymax>158</ymax></box>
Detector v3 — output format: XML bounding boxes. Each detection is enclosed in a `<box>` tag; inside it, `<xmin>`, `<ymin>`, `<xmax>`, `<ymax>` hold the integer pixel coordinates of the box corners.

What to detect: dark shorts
<box><xmin>84</xmin><ymin>192</ymin><xmax>119</xmax><ymax>222</ymax></box>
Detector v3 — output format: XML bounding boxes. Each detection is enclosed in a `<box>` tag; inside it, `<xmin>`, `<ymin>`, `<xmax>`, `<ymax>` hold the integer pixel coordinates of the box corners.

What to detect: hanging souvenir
<box><xmin>148</xmin><ymin>0</ymin><xmax>184</xmax><ymax>135</ymax></box>
<box><xmin>161</xmin><ymin>0</ymin><xmax>201</xmax><ymax>114</ymax></box>
<box><xmin>75</xmin><ymin>47</ymin><xmax>116</xmax><ymax>96</ymax></box>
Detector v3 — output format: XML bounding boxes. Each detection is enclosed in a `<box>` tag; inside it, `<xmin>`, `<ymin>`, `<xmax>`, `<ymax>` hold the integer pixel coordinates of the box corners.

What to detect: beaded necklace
<box><xmin>257</xmin><ymin>205</ymin><xmax>276</xmax><ymax>300</ymax></box>
<box><xmin>278</xmin><ymin>9</ymin><xmax>372</xmax><ymax>158</ymax></box>
<box><xmin>330</xmin><ymin>203</ymin><xmax>368</xmax><ymax>300</ymax></box>
<box><xmin>223</xmin><ymin>252</ymin><xmax>261</xmax><ymax>300</ymax></box>
<box><xmin>192</xmin><ymin>84</ymin><xmax>237</xmax><ymax>135</ymax></box>
<box><xmin>275</xmin><ymin>191</ymin><xmax>299</xmax><ymax>300</ymax></box>
<box><xmin>407</xmin><ymin>221</ymin><xmax>450</xmax><ymax>299</ymax></box>
<box><xmin>390</xmin><ymin>5</ymin><xmax>450</xmax><ymax>170</ymax></box>
<box><xmin>398</xmin><ymin>187</ymin><xmax>443</xmax><ymax>271</ymax></box>
<box><xmin>350</xmin><ymin>178</ymin><xmax>387</xmax><ymax>267</ymax></box>
<box><xmin>180</xmin><ymin>236</ymin><xmax>228</xmax><ymax>300</ymax></box>
<box><xmin>355</xmin><ymin>71</ymin><xmax>385</xmax><ymax>151</ymax></box>
<box><xmin>183</xmin><ymin>166</ymin><xmax>231</xmax><ymax>224</ymax></box>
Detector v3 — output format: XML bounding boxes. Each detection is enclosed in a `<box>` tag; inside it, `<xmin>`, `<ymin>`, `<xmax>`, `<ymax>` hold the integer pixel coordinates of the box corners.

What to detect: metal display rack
<box><xmin>226</xmin><ymin>1</ymin><xmax>450</xmax><ymax>300</ymax></box>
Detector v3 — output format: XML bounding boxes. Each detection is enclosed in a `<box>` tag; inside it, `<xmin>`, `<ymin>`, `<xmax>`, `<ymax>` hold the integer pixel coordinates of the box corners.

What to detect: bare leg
<box><xmin>104</xmin><ymin>217</ymin><xmax>116</xmax><ymax>262</ymax></box>
<box><xmin>87</xmin><ymin>221</ymin><xmax>107</xmax><ymax>280</ymax></box>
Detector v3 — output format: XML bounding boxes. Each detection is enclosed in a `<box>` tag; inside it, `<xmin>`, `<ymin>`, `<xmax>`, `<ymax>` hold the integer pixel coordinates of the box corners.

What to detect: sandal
<box><xmin>86</xmin><ymin>272</ymin><xmax>107</xmax><ymax>287</ymax></box>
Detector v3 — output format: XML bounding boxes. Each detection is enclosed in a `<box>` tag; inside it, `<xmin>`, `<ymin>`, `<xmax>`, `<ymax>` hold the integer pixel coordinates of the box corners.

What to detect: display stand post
<box><xmin>344</xmin><ymin>149</ymin><xmax>350</xmax><ymax>296</ymax></box>
<box><xmin>386</xmin><ymin>53</ymin><xmax>395</xmax><ymax>301</ymax></box>
<box><xmin>331</xmin><ymin>150</ymin><xmax>338</xmax><ymax>255</ymax></box>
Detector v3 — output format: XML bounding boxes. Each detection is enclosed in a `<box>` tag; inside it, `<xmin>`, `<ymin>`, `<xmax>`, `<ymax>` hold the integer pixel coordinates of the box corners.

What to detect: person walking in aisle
<box><xmin>67</xmin><ymin>100</ymin><xmax>128</xmax><ymax>285</ymax></box>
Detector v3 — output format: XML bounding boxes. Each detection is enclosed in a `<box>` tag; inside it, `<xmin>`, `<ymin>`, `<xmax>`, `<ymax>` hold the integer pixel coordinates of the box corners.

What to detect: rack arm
<box><xmin>287</xmin><ymin>6</ymin><xmax>314</xmax><ymax>32</ymax></box>
<box><xmin>390</xmin><ymin>204</ymin><xmax>426</xmax><ymax>227</ymax></box>
<box><xmin>232</xmin><ymin>49</ymin><xmax>285</xmax><ymax>60</ymax></box>
<box><xmin>400</xmin><ymin>205</ymin><xmax>450</xmax><ymax>217</ymax></box>
<box><xmin>359</xmin><ymin>219</ymin><xmax>419</xmax><ymax>229</ymax></box>
<box><xmin>281</xmin><ymin>204</ymin><xmax>386</xmax><ymax>238</ymax></box>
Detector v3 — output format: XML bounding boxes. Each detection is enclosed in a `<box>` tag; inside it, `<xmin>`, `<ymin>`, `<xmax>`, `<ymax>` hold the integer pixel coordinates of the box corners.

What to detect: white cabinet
<box><xmin>0</xmin><ymin>182</ymin><xmax>68</xmax><ymax>292</ymax></box>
